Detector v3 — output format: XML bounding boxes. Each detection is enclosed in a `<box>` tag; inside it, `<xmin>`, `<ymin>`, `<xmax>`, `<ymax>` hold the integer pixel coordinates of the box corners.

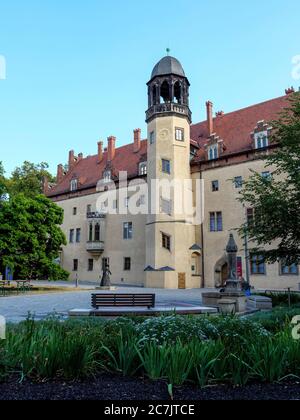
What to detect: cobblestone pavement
<box><xmin>0</xmin><ymin>283</ymin><xmax>214</xmax><ymax>323</ymax></box>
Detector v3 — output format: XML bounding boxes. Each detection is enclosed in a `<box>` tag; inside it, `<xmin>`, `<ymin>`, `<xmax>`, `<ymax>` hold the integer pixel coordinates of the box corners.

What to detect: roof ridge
<box><xmin>191</xmin><ymin>94</ymin><xmax>288</xmax><ymax>128</ymax></box>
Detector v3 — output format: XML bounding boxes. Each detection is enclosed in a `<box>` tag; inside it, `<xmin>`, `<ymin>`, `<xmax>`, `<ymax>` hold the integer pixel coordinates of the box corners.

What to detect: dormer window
<box><xmin>103</xmin><ymin>170</ymin><xmax>111</xmax><ymax>183</ymax></box>
<box><xmin>255</xmin><ymin>132</ymin><xmax>269</xmax><ymax>149</ymax></box>
<box><xmin>139</xmin><ymin>162</ymin><xmax>147</xmax><ymax>176</ymax></box>
<box><xmin>208</xmin><ymin>145</ymin><xmax>218</xmax><ymax>161</ymax></box>
<box><xmin>70</xmin><ymin>179</ymin><xmax>78</xmax><ymax>192</ymax></box>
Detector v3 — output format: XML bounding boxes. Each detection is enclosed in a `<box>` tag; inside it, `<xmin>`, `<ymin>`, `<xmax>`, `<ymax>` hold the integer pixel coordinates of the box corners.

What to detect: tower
<box><xmin>145</xmin><ymin>56</ymin><xmax>199</xmax><ymax>289</ymax></box>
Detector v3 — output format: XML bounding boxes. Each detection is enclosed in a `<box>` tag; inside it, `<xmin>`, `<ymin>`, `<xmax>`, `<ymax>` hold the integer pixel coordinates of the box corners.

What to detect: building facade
<box><xmin>46</xmin><ymin>57</ymin><xmax>300</xmax><ymax>291</ymax></box>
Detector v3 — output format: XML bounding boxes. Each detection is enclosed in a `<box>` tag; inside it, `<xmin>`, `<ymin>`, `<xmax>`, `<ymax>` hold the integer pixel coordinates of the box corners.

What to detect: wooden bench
<box><xmin>91</xmin><ymin>293</ymin><xmax>156</xmax><ymax>310</ymax></box>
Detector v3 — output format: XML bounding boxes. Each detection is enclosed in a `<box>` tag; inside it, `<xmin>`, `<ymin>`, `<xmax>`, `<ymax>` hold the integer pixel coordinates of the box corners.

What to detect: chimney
<box><xmin>133</xmin><ymin>128</ymin><xmax>141</xmax><ymax>153</ymax></box>
<box><xmin>107</xmin><ymin>136</ymin><xmax>116</xmax><ymax>161</ymax></box>
<box><xmin>43</xmin><ymin>176</ymin><xmax>49</xmax><ymax>194</ymax></box>
<box><xmin>206</xmin><ymin>101</ymin><xmax>214</xmax><ymax>136</ymax></box>
<box><xmin>57</xmin><ymin>164</ymin><xmax>64</xmax><ymax>183</ymax></box>
<box><xmin>78</xmin><ymin>153</ymin><xmax>83</xmax><ymax>161</ymax></box>
<box><xmin>68</xmin><ymin>150</ymin><xmax>76</xmax><ymax>170</ymax></box>
<box><xmin>285</xmin><ymin>87</ymin><xmax>295</xmax><ymax>95</ymax></box>
<box><xmin>97</xmin><ymin>141</ymin><xmax>103</xmax><ymax>162</ymax></box>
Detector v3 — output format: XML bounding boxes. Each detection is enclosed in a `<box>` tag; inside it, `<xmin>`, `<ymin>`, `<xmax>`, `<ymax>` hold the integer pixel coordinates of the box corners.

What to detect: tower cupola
<box><xmin>146</xmin><ymin>55</ymin><xmax>191</xmax><ymax>123</ymax></box>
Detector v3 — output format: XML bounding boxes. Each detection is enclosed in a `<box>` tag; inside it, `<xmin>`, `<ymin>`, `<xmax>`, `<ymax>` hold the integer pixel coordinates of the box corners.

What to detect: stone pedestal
<box><xmin>218</xmin><ymin>299</ymin><xmax>236</xmax><ymax>314</ymax></box>
<box><xmin>247</xmin><ymin>296</ymin><xmax>272</xmax><ymax>311</ymax></box>
<box><xmin>203</xmin><ymin>291</ymin><xmax>247</xmax><ymax>313</ymax></box>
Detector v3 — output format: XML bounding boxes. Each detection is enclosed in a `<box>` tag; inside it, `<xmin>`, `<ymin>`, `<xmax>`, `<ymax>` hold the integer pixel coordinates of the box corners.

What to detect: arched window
<box><xmin>174</xmin><ymin>81</ymin><xmax>182</xmax><ymax>104</ymax></box>
<box><xmin>139</xmin><ymin>162</ymin><xmax>147</xmax><ymax>176</ymax></box>
<box><xmin>160</xmin><ymin>81</ymin><xmax>171</xmax><ymax>103</ymax></box>
<box><xmin>70</xmin><ymin>179</ymin><xmax>78</xmax><ymax>192</ymax></box>
<box><xmin>152</xmin><ymin>85</ymin><xmax>157</xmax><ymax>105</ymax></box>
<box><xmin>94</xmin><ymin>223</ymin><xmax>100</xmax><ymax>242</ymax></box>
<box><xmin>89</xmin><ymin>223</ymin><xmax>93</xmax><ymax>242</ymax></box>
<box><xmin>208</xmin><ymin>146</ymin><xmax>218</xmax><ymax>161</ymax></box>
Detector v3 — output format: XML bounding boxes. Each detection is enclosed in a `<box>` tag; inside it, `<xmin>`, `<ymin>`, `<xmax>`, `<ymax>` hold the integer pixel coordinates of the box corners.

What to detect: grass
<box><xmin>0</xmin><ymin>313</ymin><xmax>299</xmax><ymax>388</ymax></box>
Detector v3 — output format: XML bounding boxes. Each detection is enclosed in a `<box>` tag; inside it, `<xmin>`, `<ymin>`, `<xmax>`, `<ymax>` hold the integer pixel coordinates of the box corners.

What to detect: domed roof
<box><xmin>151</xmin><ymin>56</ymin><xmax>185</xmax><ymax>79</ymax></box>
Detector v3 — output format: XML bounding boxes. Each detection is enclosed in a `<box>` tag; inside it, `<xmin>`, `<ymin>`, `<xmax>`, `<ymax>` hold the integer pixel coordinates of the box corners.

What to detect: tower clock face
<box><xmin>159</xmin><ymin>128</ymin><xmax>170</xmax><ymax>140</ymax></box>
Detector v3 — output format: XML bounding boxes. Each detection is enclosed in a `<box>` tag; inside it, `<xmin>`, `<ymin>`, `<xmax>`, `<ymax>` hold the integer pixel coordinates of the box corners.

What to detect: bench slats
<box><xmin>91</xmin><ymin>293</ymin><xmax>155</xmax><ymax>309</ymax></box>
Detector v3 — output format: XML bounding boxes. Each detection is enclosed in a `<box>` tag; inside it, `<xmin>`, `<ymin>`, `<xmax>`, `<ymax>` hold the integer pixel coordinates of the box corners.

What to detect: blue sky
<box><xmin>0</xmin><ymin>0</ymin><xmax>299</xmax><ymax>175</ymax></box>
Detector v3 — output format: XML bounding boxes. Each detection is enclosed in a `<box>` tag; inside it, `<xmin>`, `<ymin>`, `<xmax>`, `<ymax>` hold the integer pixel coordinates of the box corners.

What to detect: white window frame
<box><xmin>139</xmin><ymin>162</ymin><xmax>147</xmax><ymax>176</ymax></box>
<box><xmin>175</xmin><ymin>127</ymin><xmax>184</xmax><ymax>142</ymax></box>
<box><xmin>208</xmin><ymin>145</ymin><xmax>218</xmax><ymax>161</ymax></box>
<box><xmin>70</xmin><ymin>179</ymin><xmax>78</xmax><ymax>192</ymax></box>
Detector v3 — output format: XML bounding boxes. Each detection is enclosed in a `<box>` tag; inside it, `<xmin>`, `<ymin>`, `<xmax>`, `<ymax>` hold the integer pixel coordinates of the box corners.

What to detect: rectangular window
<box><xmin>87</xmin><ymin>205</ymin><xmax>92</xmax><ymax>214</ymax></box>
<box><xmin>73</xmin><ymin>207</ymin><xmax>77</xmax><ymax>216</ymax></box>
<box><xmin>234</xmin><ymin>176</ymin><xmax>243</xmax><ymax>189</ymax></box>
<box><xmin>123</xmin><ymin>222</ymin><xmax>133</xmax><ymax>240</ymax></box>
<box><xmin>250</xmin><ymin>254</ymin><xmax>266</xmax><ymax>275</ymax></box>
<box><xmin>247</xmin><ymin>208</ymin><xmax>254</xmax><ymax>226</ymax></box>
<box><xmin>73</xmin><ymin>259</ymin><xmax>78</xmax><ymax>272</ymax></box>
<box><xmin>69</xmin><ymin>229</ymin><xmax>74</xmax><ymax>243</ymax></box>
<box><xmin>76</xmin><ymin>228</ymin><xmax>81</xmax><ymax>243</ymax></box>
<box><xmin>280</xmin><ymin>261</ymin><xmax>298</xmax><ymax>275</ymax></box>
<box><xmin>124</xmin><ymin>257</ymin><xmax>131</xmax><ymax>271</ymax></box>
<box><xmin>124</xmin><ymin>197</ymin><xmax>129</xmax><ymax>208</ymax></box>
<box><xmin>150</xmin><ymin>131</ymin><xmax>155</xmax><ymax>145</ymax></box>
<box><xmin>162</xmin><ymin>233</ymin><xmax>171</xmax><ymax>251</ymax></box>
<box><xmin>212</xmin><ymin>180</ymin><xmax>219</xmax><ymax>192</ymax></box>
<box><xmin>175</xmin><ymin>128</ymin><xmax>184</xmax><ymax>141</ymax></box>
<box><xmin>162</xmin><ymin>159</ymin><xmax>171</xmax><ymax>174</ymax></box>
<box><xmin>88</xmin><ymin>259</ymin><xmax>94</xmax><ymax>272</ymax></box>
<box><xmin>210</xmin><ymin>212</ymin><xmax>223</xmax><ymax>232</ymax></box>
<box><xmin>160</xmin><ymin>197</ymin><xmax>172</xmax><ymax>215</ymax></box>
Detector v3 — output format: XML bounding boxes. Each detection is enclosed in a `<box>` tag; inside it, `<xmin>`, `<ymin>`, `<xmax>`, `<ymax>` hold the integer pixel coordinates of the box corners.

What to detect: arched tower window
<box><xmin>160</xmin><ymin>80</ymin><xmax>171</xmax><ymax>103</ymax></box>
<box><xmin>94</xmin><ymin>223</ymin><xmax>100</xmax><ymax>242</ymax></box>
<box><xmin>152</xmin><ymin>85</ymin><xmax>158</xmax><ymax>105</ymax></box>
<box><xmin>174</xmin><ymin>81</ymin><xmax>182</xmax><ymax>104</ymax></box>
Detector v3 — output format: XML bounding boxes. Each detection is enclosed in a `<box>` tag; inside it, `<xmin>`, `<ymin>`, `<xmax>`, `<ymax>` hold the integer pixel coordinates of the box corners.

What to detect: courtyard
<box><xmin>0</xmin><ymin>282</ymin><xmax>212</xmax><ymax>323</ymax></box>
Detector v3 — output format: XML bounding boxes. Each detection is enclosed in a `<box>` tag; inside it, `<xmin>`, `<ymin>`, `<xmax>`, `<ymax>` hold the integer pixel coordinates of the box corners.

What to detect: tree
<box><xmin>0</xmin><ymin>161</ymin><xmax>7</xmax><ymax>199</ymax></box>
<box><xmin>238</xmin><ymin>92</ymin><xmax>300</xmax><ymax>265</ymax></box>
<box><xmin>7</xmin><ymin>161</ymin><xmax>55</xmax><ymax>198</ymax></box>
<box><xmin>0</xmin><ymin>194</ymin><xmax>69</xmax><ymax>280</ymax></box>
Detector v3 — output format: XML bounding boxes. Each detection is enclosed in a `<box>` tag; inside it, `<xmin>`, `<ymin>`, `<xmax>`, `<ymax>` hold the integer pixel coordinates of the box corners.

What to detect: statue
<box><xmin>224</xmin><ymin>234</ymin><xmax>242</xmax><ymax>292</ymax></box>
<box><xmin>100</xmin><ymin>264</ymin><xmax>112</xmax><ymax>288</ymax></box>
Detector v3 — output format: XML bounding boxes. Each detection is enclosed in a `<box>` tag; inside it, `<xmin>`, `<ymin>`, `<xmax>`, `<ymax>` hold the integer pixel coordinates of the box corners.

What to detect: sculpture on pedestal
<box><xmin>224</xmin><ymin>234</ymin><xmax>242</xmax><ymax>292</ymax></box>
<box><xmin>100</xmin><ymin>264</ymin><xmax>112</xmax><ymax>288</ymax></box>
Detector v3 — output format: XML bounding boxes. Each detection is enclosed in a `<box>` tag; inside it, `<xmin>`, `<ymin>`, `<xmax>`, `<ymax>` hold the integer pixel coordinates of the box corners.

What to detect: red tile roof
<box><xmin>47</xmin><ymin>140</ymin><xmax>147</xmax><ymax>197</ymax></box>
<box><xmin>47</xmin><ymin>94</ymin><xmax>290</xmax><ymax>198</ymax></box>
<box><xmin>190</xmin><ymin>95</ymin><xmax>289</xmax><ymax>159</ymax></box>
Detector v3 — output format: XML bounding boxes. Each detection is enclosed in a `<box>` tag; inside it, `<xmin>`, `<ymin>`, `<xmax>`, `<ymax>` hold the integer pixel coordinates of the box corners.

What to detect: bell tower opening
<box><xmin>174</xmin><ymin>81</ymin><xmax>182</xmax><ymax>104</ymax></box>
<box><xmin>160</xmin><ymin>80</ymin><xmax>171</xmax><ymax>103</ymax></box>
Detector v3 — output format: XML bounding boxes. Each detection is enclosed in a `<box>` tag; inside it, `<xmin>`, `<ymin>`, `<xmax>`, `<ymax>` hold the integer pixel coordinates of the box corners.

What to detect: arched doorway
<box><xmin>214</xmin><ymin>255</ymin><xmax>228</xmax><ymax>288</ymax></box>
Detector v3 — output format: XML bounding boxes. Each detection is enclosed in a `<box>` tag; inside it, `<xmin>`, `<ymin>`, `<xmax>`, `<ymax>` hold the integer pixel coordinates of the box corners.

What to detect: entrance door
<box><xmin>178</xmin><ymin>273</ymin><xmax>186</xmax><ymax>289</ymax></box>
<box><xmin>221</xmin><ymin>263</ymin><xmax>229</xmax><ymax>287</ymax></box>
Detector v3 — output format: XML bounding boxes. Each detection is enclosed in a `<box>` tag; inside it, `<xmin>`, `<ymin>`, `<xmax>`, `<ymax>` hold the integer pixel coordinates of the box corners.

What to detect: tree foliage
<box><xmin>238</xmin><ymin>93</ymin><xmax>300</xmax><ymax>264</ymax></box>
<box><xmin>0</xmin><ymin>161</ymin><xmax>7</xmax><ymax>199</ymax></box>
<box><xmin>0</xmin><ymin>194</ymin><xmax>69</xmax><ymax>280</ymax></box>
<box><xmin>7</xmin><ymin>161</ymin><xmax>55</xmax><ymax>198</ymax></box>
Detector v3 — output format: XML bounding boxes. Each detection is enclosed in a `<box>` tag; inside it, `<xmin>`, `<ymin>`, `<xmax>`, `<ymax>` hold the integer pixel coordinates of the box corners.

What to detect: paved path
<box><xmin>0</xmin><ymin>285</ymin><xmax>214</xmax><ymax>323</ymax></box>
